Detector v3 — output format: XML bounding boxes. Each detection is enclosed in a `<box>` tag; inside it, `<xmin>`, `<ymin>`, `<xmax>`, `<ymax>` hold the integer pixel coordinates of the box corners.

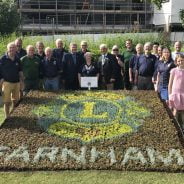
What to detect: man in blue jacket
<box><xmin>0</xmin><ymin>42</ymin><xmax>24</xmax><ymax>118</ymax></box>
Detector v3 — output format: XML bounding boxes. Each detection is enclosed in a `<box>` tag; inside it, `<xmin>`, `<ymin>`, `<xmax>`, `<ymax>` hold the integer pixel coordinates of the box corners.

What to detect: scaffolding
<box><xmin>18</xmin><ymin>0</ymin><xmax>154</xmax><ymax>34</ymax></box>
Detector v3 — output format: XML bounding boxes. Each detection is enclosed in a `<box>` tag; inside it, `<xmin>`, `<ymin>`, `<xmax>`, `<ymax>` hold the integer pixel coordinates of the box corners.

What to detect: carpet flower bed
<box><xmin>33</xmin><ymin>92</ymin><xmax>150</xmax><ymax>143</ymax></box>
<box><xmin>0</xmin><ymin>90</ymin><xmax>184</xmax><ymax>172</ymax></box>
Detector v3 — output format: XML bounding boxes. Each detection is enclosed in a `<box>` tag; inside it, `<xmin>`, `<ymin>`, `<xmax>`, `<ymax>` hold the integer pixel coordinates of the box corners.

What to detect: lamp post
<box><xmin>166</xmin><ymin>14</ymin><xmax>171</xmax><ymax>33</ymax></box>
<box><xmin>51</xmin><ymin>17</ymin><xmax>55</xmax><ymax>35</ymax></box>
<box><xmin>46</xmin><ymin>16</ymin><xmax>50</xmax><ymax>35</ymax></box>
<box><xmin>46</xmin><ymin>16</ymin><xmax>55</xmax><ymax>36</ymax></box>
<box><xmin>145</xmin><ymin>0</ymin><xmax>147</xmax><ymax>29</ymax></box>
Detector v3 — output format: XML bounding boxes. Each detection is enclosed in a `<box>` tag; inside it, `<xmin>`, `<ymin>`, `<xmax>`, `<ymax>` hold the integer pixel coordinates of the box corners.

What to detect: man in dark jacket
<box><xmin>0</xmin><ymin>42</ymin><xmax>24</xmax><ymax>118</ymax></box>
<box><xmin>52</xmin><ymin>39</ymin><xmax>68</xmax><ymax>65</ymax></box>
<box><xmin>52</xmin><ymin>39</ymin><xmax>68</xmax><ymax>89</ymax></box>
<box><xmin>41</xmin><ymin>47</ymin><xmax>62</xmax><ymax>91</ymax></box>
<box><xmin>135</xmin><ymin>42</ymin><xmax>157</xmax><ymax>90</ymax></box>
<box><xmin>97</xmin><ymin>44</ymin><xmax>118</xmax><ymax>90</ymax></box>
<box><xmin>62</xmin><ymin>43</ymin><xmax>85</xmax><ymax>90</ymax></box>
<box><xmin>14</xmin><ymin>38</ymin><xmax>27</xmax><ymax>59</ymax></box>
<box><xmin>78</xmin><ymin>41</ymin><xmax>90</xmax><ymax>57</ymax></box>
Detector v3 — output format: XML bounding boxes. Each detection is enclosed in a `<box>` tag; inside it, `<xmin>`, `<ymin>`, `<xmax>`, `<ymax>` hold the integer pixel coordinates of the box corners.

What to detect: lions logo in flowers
<box><xmin>33</xmin><ymin>92</ymin><xmax>150</xmax><ymax>142</ymax></box>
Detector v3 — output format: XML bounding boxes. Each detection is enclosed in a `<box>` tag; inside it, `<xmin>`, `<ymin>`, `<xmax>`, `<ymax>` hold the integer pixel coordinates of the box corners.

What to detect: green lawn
<box><xmin>0</xmin><ymin>171</ymin><xmax>184</xmax><ymax>184</ymax></box>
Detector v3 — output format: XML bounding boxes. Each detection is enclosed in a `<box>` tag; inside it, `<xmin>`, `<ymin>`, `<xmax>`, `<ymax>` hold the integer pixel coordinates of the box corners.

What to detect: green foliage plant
<box><xmin>0</xmin><ymin>0</ymin><xmax>20</xmax><ymax>35</ymax></box>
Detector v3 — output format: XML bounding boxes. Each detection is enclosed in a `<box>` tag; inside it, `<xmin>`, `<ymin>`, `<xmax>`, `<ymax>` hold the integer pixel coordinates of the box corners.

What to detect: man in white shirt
<box><xmin>172</xmin><ymin>41</ymin><xmax>184</xmax><ymax>61</ymax></box>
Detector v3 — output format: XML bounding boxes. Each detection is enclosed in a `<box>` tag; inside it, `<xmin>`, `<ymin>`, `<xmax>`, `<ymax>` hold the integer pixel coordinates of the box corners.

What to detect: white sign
<box><xmin>80</xmin><ymin>77</ymin><xmax>98</xmax><ymax>89</ymax></box>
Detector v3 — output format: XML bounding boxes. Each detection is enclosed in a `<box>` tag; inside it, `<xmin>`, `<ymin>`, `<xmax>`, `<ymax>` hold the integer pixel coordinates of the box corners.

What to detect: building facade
<box><xmin>153</xmin><ymin>0</ymin><xmax>184</xmax><ymax>31</ymax></box>
<box><xmin>18</xmin><ymin>0</ymin><xmax>154</xmax><ymax>34</ymax></box>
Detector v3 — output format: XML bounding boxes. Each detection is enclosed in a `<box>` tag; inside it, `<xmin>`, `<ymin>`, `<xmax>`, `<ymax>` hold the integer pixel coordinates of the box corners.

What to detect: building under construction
<box><xmin>18</xmin><ymin>0</ymin><xmax>154</xmax><ymax>34</ymax></box>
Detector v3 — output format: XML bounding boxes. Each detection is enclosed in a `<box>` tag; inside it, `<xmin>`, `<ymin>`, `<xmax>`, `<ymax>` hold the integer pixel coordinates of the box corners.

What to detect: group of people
<box><xmin>0</xmin><ymin>38</ymin><xmax>184</xmax><ymax>129</ymax></box>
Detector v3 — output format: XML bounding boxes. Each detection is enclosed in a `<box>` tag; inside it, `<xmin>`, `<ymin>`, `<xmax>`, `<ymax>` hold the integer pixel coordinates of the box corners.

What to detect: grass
<box><xmin>1</xmin><ymin>171</ymin><xmax>184</xmax><ymax>184</ymax></box>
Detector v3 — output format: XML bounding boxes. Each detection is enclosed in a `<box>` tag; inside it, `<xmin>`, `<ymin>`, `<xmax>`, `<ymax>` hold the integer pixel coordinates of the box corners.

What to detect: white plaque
<box><xmin>81</xmin><ymin>77</ymin><xmax>98</xmax><ymax>89</ymax></box>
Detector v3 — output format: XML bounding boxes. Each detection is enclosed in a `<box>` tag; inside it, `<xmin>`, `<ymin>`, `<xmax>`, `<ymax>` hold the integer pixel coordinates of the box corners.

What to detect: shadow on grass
<box><xmin>20</xmin><ymin>96</ymin><xmax>54</xmax><ymax>106</ymax></box>
<box><xmin>0</xmin><ymin>115</ymin><xmax>43</xmax><ymax>133</ymax></box>
<box><xmin>0</xmin><ymin>94</ymin><xmax>64</xmax><ymax>134</ymax></box>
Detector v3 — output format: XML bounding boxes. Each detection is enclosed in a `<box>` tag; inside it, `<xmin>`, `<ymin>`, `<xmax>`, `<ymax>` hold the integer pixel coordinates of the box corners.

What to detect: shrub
<box><xmin>0</xmin><ymin>32</ymin><xmax>172</xmax><ymax>57</ymax></box>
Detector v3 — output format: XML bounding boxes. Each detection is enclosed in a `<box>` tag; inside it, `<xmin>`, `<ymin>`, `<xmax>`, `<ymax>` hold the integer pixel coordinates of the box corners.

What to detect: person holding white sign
<box><xmin>78</xmin><ymin>52</ymin><xmax>99</xmax><ymax>89</ymax></box>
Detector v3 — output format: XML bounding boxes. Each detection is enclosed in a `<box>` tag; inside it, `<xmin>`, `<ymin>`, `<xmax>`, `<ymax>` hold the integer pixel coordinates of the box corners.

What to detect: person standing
<box><xmin>172</xmin><ymin>41</ymin><xmax>184</xmax><ymax>61</ymax></box>
<box><xmin>111</xmin><ymin>45</ymin><xmax>124</xmax><ymax>90</ymax></box>
<box><xmin>0</xmin><ymin>42</ymin><xmax>24</xmax><ymax>118</ymax></box>
<box><xmin>62</xmin><ymin>43</ymin><xmax>85</xmax><ymax>90</ymax></box>
<box><xmin>97</xmin><ymin>44</ymin><xmax>118</xmax><ymax>90</ymax></box>
<box><xmin>152</xmin><ymin>42</ymin><xmax>160</xmax><ymax>59</ymax></box>
<box><xmin>21</xmin><ymin>45</ymin><xmax>41</xmax><ymax>93</ymax></box>
<box><xmin>129</xmin><ymin>43</ymin><xmax>143</xmax><ymax>89</ymax></box>
<box><xmin>78</xmin><ymin>41</ymin><xmax>90</xmax><ymax>57</ymax></box>
<box><xmin>41</xmin><ymin>47</ymin><xmax>62</xmax><ymax>91</ymax></box>
<box><xmin>135</xmin><ymin>42</ymin><xmax>157</xmax><ymax>90</ymax></box>
<box><xmin>35</xmin><ymin>41</ymin><xmax>45</xmax><ymax>89</ymax></box>
<box><xmin>156</xmin><ymin>48</ymin><xmax>175</xmax><ymax>102</ymax></box>
<box><xmin>78</xmin><ymin>52</ymin><xmax>99</xmax><ymax>88</ymax></box>
<box><xmin>52</xmin><ymin>39</ymin><xmax>68</xmax><ymax>64</ymax></box>
<box><xmin>157</xmin><ymin>45</ymin><xmax>164</xmax><ymax>60</ymax></box>
<box><xmin>169</xmin><ymin>54</ymin><xmax>184</xmax><ymax>128</ymax></box>
<box><xmin>122</xmin><ymin>39</ymin><xmax>135</xmax><ymax>90</ymax></box>
<box><xmin>35</xmin><ymin>41</ymin><xmax>45</xmax><ymax>61</ymax></box>
<box><xmin>14</xmin><ymin>38</ymin><xmax>26</xmax><ymax>59</ymax></box>
<box><xmin>153</xmin><ymin>45</ymin><xmax>164</xmax><ymax>90</ymax></box>
<box><xmin>53</xmin><ymin>39</ymin><xmax>68</xmax><ymax>89</ymax></box>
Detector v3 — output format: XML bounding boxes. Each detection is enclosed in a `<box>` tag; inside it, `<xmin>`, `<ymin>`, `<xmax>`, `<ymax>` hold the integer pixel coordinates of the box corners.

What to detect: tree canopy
<box><xmin>150</xmin><ymin>0</ymin><xmax>163</xmax><ymax>9</ymax></box>
<box><xmin>0</xmin><ymin>0</ymin><xmax>20</xmax><ymax>35</ymax></box>
<box><xmin>179</xmin><ymin>9</ymin><xmax>184</xmax><ymax>27</ymax></box>
<box><xmin>149</xmin><ymin>0</ymin><xmax>184</xmax><ymax>27</ymax></box>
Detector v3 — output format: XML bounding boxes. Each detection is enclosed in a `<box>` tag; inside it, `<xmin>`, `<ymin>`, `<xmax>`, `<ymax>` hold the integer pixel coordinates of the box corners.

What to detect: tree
<box><xmin>0</xmin><ymin>0</ymin><xmax>20</xmax><ymax>35</ymax></box>
<box><xmin>141</xmin><ymin>0</ymin><xmax>164</xmax><ymax>9</ymax></box>
<box><xmin>150</xmin><ymin>0</ymin><xmax>163</xmax><ymax>9</ymax></box>
<box><xmin>149</xmin><ymin>0</ymin><xmax>184</xmax><ymax>28</ymax></box>
<box><xmin>179</xmin><ymin>9</ymin><xmax>184</xmax><ymax>27</ymax></box>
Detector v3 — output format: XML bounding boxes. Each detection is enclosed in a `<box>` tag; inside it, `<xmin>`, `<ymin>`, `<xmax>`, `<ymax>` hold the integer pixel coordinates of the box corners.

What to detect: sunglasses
<box><xmin>113</xmin><ymin>49</ymin><xmax>119</xmax><ymax>51</ymax></box>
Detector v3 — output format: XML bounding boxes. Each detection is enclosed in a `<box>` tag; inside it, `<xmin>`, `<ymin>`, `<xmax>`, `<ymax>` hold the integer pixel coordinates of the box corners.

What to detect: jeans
<box><xmin>44</xmin><ymin>77</ymin><xmax>59</xmax><ymax>91</ymax></box>
<box><xmin>159</xmin><ymin>86</ymin><xmax>168</xmax><ymax>101</ymax></box>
